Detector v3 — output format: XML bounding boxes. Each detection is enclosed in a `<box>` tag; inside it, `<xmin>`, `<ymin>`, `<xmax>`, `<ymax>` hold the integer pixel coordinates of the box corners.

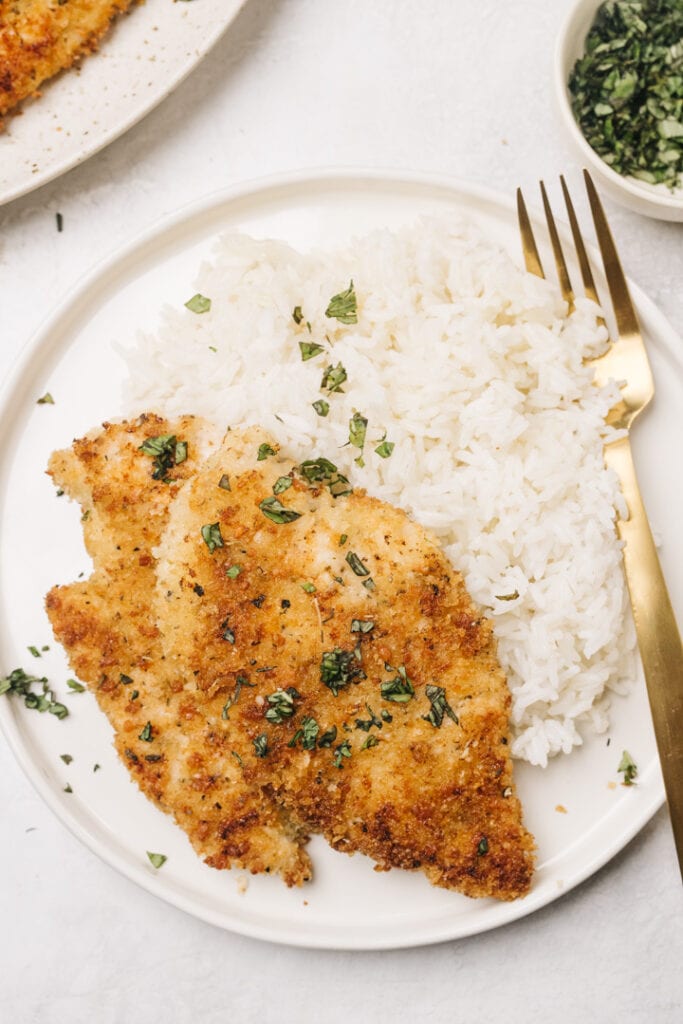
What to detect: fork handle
<box><xmin>606</xmin><ymin>435</ymin><xmax>683</xmax><ymax>880</ymax></box>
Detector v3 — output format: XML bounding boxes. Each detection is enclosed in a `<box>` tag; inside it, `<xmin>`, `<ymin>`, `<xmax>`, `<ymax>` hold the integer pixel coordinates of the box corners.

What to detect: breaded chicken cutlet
<box><xmin>0</xmin><ymin>0</ymin><xmax>135</xmax><ymax>122</ymax></box>
<box><xmin>46</xmin><ymin>416</ymin><xmax>535</xmax><ymax>900</ymax></box>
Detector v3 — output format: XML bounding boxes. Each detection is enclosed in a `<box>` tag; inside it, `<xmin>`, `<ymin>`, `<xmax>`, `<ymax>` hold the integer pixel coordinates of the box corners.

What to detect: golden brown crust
<box><xmin>0</xmin><ymin>0</ymin><xmax>136</xmax><ymax>121</ymax></box>
<box><xmin>46</xmin><ymin>416</ymin><xmax>535</xmax><ymax>900</ymax></box>
<box><xmin>45</xmin><ymin>415</ymin><xmax>312</xmax><ymax>887</ymax></box>
<box><xmin>154</xmin><ymin>426</ymin><xmax>535</xmax><ymax>900</ymax></box>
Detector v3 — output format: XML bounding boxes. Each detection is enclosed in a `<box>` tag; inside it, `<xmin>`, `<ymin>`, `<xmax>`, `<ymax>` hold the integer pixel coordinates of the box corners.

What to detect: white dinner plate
<box><xmin>0</xmin><ymin>0</ymin><xmax>246</xmax><ymax>207</ymax></box>
<box><xmin>0</xmin><ymin>170</ymin><xmax>679</xmax><ymax>949</ymax></box>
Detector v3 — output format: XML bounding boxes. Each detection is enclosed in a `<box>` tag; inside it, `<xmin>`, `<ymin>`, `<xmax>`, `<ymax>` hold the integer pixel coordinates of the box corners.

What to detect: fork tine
<box><xmin>539</xmin><ymin>181</ymin><xmax>574</xmax><ymax>310</ymax></box>
<box><xmin>516</xmin><ymin>188</ymin><xmax>544</xmax><ymax>279</ymax></box>
<box><xmin>560</xmin><ymin>175</ymin><xmax>601</xmax><ymax>308</ymax></box>
<box><xmin>583</xmin><ymin>169</ymin><xmax>641</xmax><ymax>339</ymax></box>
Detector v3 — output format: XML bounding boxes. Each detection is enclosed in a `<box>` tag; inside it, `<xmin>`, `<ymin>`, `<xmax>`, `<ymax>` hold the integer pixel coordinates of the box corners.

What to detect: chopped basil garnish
<box><xmin>298</xmin><ymin>458</ymin><xmax>351</xmax><ymax>498</ymax></box>
<box><xmin>253</xmin><ymin>734</ymin><xmax>269</xmax><ymax>758</ymax></box>
<box><xmin>477</xmin><ymin>837</ymin><xmax>489</xmax><ymax>856</ymax></box>
<box><xmin>333</xmin><ymin>739</ymin><xmax>352</xmax><ymax>768</ymax></box>
<box><xmin>37</xmin><ymin>393</ymin><xmax>54</xmax><ymax>405</ymax></box>
<box><xmin>66</xmin><ymin>679</ymin><xmax>85</xmax><ymax>692</ymax></box>
<box><xmin>288</xmin><ymin>716</ymin><xmax>319</xmax><ymax>750</ymax></box>
<box><xmin>325</xmin><ymin>281</ymin><xmax>358</xmax><ymax>324</ymax></box>
<box><xmin>139</xmin><ymin>721</ymin><xmax>153</xmax><ymax>742</ymax></box>
<box><xmin>348</xmin><ymin>412</ymin><xmax>367</xmax><ymax>458</ymax></box>
<box><xmin>345</xmin><ymin>551</ymin><xmax>369</xmax><ymax>577</ymax></box>
<box><xmin>231</xmin><ymin>750</ymin><xmax>243</xmax><ymax>767</ymax></box>
<box><xmin>221</xmin><ymin>621</ymin><xmax>235</xmax><ymax>644</ymax></box>
<box><xmin>221</xmin><ymin>675</ymin><xmax>254</xmax><ymax>719</ymax></box>
<box><xmin>381</xmin><ymin>709</ymin><xmax>393</xmax><ymax>722</ymax></box>
<box><xmin>226</xmin><ymin>564</ymin><xmax>241</xmax><ymax>579</ymax></box>
<box><xmin>355</xmin><ymin>704</ymin><xmax>382</xmax><ymax>732</ymax></box>
<box><xmin>63</xmin><ymin>784</ymin><xmax>73</xmax><ymax>794</ymax></box>
<box><xmin>495</xmin><ymin>590</ymin><xmax>519</xmax><ymax>602</ymax></box>
<box><xmin>60</xmin><ymin>754</ymin><xmax>73</xmax><ymax>765</ymax></box>
<box><xmin>569</xmin><ymin>0</ymin><xmax>683</xmax><ymax>190</ymax></box>
<box><xmin>320</xmin><ymin>362</ymin><xmax>348</xmax><ymax>393</ymax></box>
<box><xmin>56</xmin><ymin>212</ymin><xmax>63</xmax><ymax>232</ymax></box>
<box><xmin>351</xmin><ymin>619</ymin><xmax>374</xmax><ymax>634</ymax></box>
<box><xmin>299</xmin><ymin>341</ymin><xmax>325</xmax><ymax>361</ymax></box>
<box><xmin>292</xmin><ymin>305</ymin><xmax>304</xmax><ymax>325</ymax></box>
<box><xmin>119</xmin><ymin>674</ymin><xmax>133</xmax><ymax>685</ymax></box>
<box><xmin>317</xmin><ymin>725</ymin><xmax>337</xmax><ymax>748</ymax></box>
<box><xmin>139</xmin><ymin>434</ymin><xmax>188</xmax><ymax>483</ymax></box>
<box><xmin>259</xmin><ymin>496</ymin><xmax>302</xmax><ymax>524</ymax></box>
<box><xmin>257</xmin><ymin>443</ymin><xmax>276</xmax><ymax>461</ymax></box>
<box><xmin>422</xmin><ymin>684</ymin><xmax>458</xmax><ymax>728</ymax></box>
<box><xmin>201</xmin><ymin>522</ymin><xmax>224</xmax><ymax>552</ymax></box>
<box><xmin>147</xmin><ymin>852</ymin><xmax>167</xmax><ymax>869</ymax></box>
<box><xmin>618</xmin><ymin>749</ymin><xmax>638</xmax><ymax>785</ymax></box>
<box><xmin>380</xmin><ymin>666</ymin><xmax>414</xmax><ymax>703</ymax></box>
<box><xmin>375</xmin><ymin>440</ymin><xmax>395</xmax><ymax>459</ymax></box>
<box><xmin>362</xmin><ymin>578</ymin><xmax>376</xmax><ymax>591</ymax></box>
<box><xmin>184</xmin><ymin>293</ymin><xmax>211</xmax><ymax>314</ymax></box>
<box><xmin>273</xmin><ymin>476</ymin><xmax>292</xmax><ymax>495</ymax></box>
<box><xmin>339</xmin><ymin>534</ymin><xmax>347</xmax><ymax>546</ymax></box>
<box><xmin>265</xmin><ymin>687</ymin><xmax>300</xmax><ymax>724</ymax></box>
<box><xmin>320</xmin><ymin>648</ymin><xmax>364</xmax><ymax>696</ymax></box>
<box><xmin>218</xmin><ymin>474</ymin><xmax>231</xmax><ymax>491</ymax></box>
<box><xmin>301</xmin><ymin>582</ymin><xmax>316</xmax><ymax>593</ymax></box>
<box><xmin>361</xmin><ymin>734</ymin><xmax>379</xmax><ymax>751</ymax></box>
<box><xmin>0</xmin><ymin>667</ymin><xmax>69</xmax><ymax>719</ymax></box>
<box><xmin>312</xmin><ymin>399</ymin><xmax>330</xmax><ymax>417</ymax></box>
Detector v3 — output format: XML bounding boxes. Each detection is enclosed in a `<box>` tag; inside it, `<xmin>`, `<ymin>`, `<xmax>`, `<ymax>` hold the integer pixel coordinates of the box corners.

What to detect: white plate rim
<box><xmin>0</xmin><ymin>167</ymin><xmax>673</xmax><ymax>949</ymax></box>
<box><xmin>0</xmin><ymin>0</ymin><xmax>247</xmax><ymax>207</ymax></box>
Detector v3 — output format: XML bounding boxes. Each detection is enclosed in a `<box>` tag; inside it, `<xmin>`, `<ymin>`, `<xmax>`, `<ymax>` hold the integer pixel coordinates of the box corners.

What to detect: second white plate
<box><xmin>0</xmin><ymin>0</ymin><xmax>245</xmax><ymax>206</ymax></box>
<box><xmin>0</xmin><ymin>170</ymin><xmax>678</xmax><ymax>948</ymax></box>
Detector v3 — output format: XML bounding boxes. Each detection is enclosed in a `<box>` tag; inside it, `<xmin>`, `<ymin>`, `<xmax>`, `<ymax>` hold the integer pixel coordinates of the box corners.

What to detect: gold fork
<box><xmin>517</xmin><ymin>171</ymin><xmax>683</xmax><ymax>882</ymax></box>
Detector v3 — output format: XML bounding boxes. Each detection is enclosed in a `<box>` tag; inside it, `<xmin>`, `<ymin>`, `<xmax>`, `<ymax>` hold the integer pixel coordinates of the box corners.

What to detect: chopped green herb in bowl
<box><xmin>556</xmin><ymin>0</ymin><xmax>683</xmax><ymax>219</ymax></box>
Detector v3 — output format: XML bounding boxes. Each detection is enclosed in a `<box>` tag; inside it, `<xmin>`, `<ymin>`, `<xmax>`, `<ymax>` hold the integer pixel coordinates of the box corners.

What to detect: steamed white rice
<box><xmin>120</xmin><ymin>218</ymin><xmax>637</xmax><ymax>767</ymax></box>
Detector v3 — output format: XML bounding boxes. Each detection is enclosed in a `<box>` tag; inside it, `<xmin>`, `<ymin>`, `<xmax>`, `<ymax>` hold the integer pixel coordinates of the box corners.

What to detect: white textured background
<box><xmin>1</xmin><ymin>1</ymin><xmax>682</xmax><ymax>1020</ymax></box>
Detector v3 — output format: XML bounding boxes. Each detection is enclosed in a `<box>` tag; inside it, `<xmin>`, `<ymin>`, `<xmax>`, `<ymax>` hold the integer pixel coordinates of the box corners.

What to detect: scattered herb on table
<box><xmin>618</xmin><ymin>749</ymin><xmax>638</xmax><ymax>785</ymax></box>
<box><xmin>184</xmin><ymin>293</ymin><xmax>211</xmax><ymax>314</ymax></box>
<box><xmin>37</xmin><ymin>393</ymin><xmax>54</xmax><ymax>405</ymax></box>
<box><xmin>147</xmin><ymin>852</ymin><xmax>167</xmax><ymax>869</ymax></box>
<box><xmin>569</xmin><ymin>0</ymin><xmax>683</xmax><ymax>189</ymax></box>
<box><xmin>66</xmin><ymin>679</ymin><xmax>85</xmax><ymax>692</ymax></box>
<box><xmin>325</xmin><ymin>281</ymin><xmax>358</xmax><ymax>324</ymax></box>
<box><xmin>60</xmin><ymin>754</ymin><xmax>73</xmax><ymax>765</ymax></box>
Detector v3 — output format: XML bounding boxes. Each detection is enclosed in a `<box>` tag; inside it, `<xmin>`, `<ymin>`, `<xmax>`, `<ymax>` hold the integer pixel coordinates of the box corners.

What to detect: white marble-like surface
<box><xmin>0</xmin><ymin>1</ymin><xmax>682</xmax><ymax>1020</ymax></box>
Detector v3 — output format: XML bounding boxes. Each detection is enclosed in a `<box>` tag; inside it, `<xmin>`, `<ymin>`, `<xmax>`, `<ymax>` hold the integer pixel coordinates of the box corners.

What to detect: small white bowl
<box><xmin>555</xmin><ymin>0</ymin><xmax>683</xmax><ymax>221</ymax></box>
